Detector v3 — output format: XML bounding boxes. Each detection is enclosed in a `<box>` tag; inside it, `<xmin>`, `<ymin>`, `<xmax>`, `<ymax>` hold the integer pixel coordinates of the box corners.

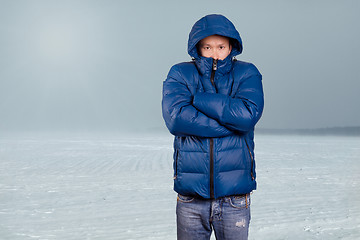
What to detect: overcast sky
<box><xmin>0</xmin><ymin>0</ymin><xmax>359</xmax><ymax>133</ymax></box>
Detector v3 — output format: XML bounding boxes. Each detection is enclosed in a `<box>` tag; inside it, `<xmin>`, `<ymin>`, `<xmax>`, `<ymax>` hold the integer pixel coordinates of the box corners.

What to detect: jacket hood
<box><xmin>188</xmin><ymin>14</ymin><xmax>243</xmax><ymax>59</ymax></box>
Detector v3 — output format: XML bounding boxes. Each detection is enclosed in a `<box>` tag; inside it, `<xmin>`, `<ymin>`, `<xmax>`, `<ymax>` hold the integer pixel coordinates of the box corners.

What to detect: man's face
<box><xmin>198</xmin><ymin>35</ymin><xmax>232</xmax><ymax>60</ymax></box>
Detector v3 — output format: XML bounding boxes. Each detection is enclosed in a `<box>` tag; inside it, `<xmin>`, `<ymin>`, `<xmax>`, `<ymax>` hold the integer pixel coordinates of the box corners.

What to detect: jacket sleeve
<box><xmin>192</xmin><ymin>65</ymin><xmax>264</xmax><ymax>133</ymax></box>
<box><xmin>162</xmin><ymin>65</ymin><xmax>233</xmax><ymax>137</ymax></box>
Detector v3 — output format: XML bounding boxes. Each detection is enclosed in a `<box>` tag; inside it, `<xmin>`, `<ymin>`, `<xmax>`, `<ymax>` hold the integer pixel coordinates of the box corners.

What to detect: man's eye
<box><xmin>204</xmin><ymin>47</ymin><xmax>210</xmax><ymax>50</ymax></box>
<box><xmin>219</xmin><ymin>46</ymin><xmax>225</xmax><ymax>49</ymax></box>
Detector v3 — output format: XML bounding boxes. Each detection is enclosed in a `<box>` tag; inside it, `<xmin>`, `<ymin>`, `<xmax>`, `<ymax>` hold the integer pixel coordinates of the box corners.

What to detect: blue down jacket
<box><xmin>162</xmin><ymin>14</ymin><xmax>264</xmax><ymax>199</ymax></box>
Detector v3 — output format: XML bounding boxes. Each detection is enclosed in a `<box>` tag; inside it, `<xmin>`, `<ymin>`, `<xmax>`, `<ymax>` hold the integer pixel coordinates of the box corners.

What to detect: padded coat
<box><xmin>162</xmin><ymin>14</ymin><xmax>264</xmax><ymax>199</ymax></box>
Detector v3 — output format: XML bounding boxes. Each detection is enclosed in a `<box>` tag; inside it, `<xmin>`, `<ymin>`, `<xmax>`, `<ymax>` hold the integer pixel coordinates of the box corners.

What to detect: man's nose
<box><xmin>212</xmin><ymin>50</ymin><xmax>219</xmax><ymax>60</ymax></box>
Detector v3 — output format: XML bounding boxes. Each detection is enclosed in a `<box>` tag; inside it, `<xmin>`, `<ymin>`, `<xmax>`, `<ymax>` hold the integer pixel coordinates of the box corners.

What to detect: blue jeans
<box><xmin>176</xmin><ymin>194</ymin><xmax>251</xmax><ymax>240</ymax></box>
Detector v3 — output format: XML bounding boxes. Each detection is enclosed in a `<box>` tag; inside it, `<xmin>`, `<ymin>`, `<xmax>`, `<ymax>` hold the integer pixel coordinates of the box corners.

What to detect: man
<box><xmin>162</xmin><ymin>14</ymin><xmax>264</xmax><ymax>240</ymax></box>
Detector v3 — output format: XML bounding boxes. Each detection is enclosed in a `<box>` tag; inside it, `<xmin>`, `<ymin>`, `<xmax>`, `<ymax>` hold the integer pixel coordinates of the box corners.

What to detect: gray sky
<box><xmin>0</xmin><ymin>0</ymin><xmax>359</xmax><ymax>132</ymax></box>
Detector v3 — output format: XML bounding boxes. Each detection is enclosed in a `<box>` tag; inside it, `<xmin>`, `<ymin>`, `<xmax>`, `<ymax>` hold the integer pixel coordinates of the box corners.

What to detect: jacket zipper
<box><xmin>209</xmin><ymin>59</ymin><xmax>217</xmax><ymax>199</ymax></box>
<box><xmin>210</xmin><ymin>59</ymin><xmax>218</xmax><ymax>87</ymax></box>
<box><xmin>244</xmin><ymin>139</ymin><xmax>255</xmax><ymax>180</ymax></box>
<box><xmin>209</xmin><ymin>138</ymin><xmax>214</xmax><ymax>198</ymax></box>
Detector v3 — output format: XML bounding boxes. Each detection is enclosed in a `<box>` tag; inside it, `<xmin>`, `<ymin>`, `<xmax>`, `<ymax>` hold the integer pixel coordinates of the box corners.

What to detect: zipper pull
<box><xmin>212</xmin><ymin>59</ymin><xmax>218</xmax><ymax>71</ymax></box>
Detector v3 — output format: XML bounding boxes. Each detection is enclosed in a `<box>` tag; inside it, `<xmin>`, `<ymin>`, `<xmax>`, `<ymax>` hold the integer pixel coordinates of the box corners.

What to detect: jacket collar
<box><xmin>194</xmin><ymin>55</ymin><xmax>234</xmax><ymax>76</ymax></box>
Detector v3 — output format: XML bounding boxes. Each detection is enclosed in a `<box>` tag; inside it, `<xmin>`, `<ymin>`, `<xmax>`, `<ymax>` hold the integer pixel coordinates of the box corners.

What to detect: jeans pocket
<box><xmin>229</xmin><ymin>195</ymin><xmax>250</xmax><ymax>209</ymax></box>
<box><xmin>177</xmin><ymin>194</ymin><xmax>195</xmax><ymax>203</ymax></box>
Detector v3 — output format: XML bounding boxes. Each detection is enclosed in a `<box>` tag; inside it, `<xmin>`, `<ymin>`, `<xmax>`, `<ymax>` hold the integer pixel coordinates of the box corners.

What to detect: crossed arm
<box><xmin>162</xmin><ymin>64</ymin><xmax>264</xmax><ymax>137</ymax></box>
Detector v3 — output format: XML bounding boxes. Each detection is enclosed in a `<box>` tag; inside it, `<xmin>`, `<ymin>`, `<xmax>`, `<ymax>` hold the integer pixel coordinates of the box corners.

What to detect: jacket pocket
<box><xmin>173</xmin><ymin>150</ymin><xmax>179</xmax><ymax>180</ymax></box>
<box><xmin>244</xmin><ymin>139</ymin><xmax>255</xmax><ymax>181</ymax></box>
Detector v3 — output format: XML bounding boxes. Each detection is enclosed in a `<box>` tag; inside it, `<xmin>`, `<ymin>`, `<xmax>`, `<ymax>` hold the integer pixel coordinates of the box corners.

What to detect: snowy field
<box><xmin>0</xmin><ymin>132</ymin><xmax>359</xmax><ymax>240</ymax></box>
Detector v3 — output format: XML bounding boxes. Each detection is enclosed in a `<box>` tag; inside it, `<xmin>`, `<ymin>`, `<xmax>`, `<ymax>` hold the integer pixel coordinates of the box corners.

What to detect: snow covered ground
<box><xmin>0</xmin><ymin>132</ymin><xmax>359</xmax><ymax>239</ymax></box>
